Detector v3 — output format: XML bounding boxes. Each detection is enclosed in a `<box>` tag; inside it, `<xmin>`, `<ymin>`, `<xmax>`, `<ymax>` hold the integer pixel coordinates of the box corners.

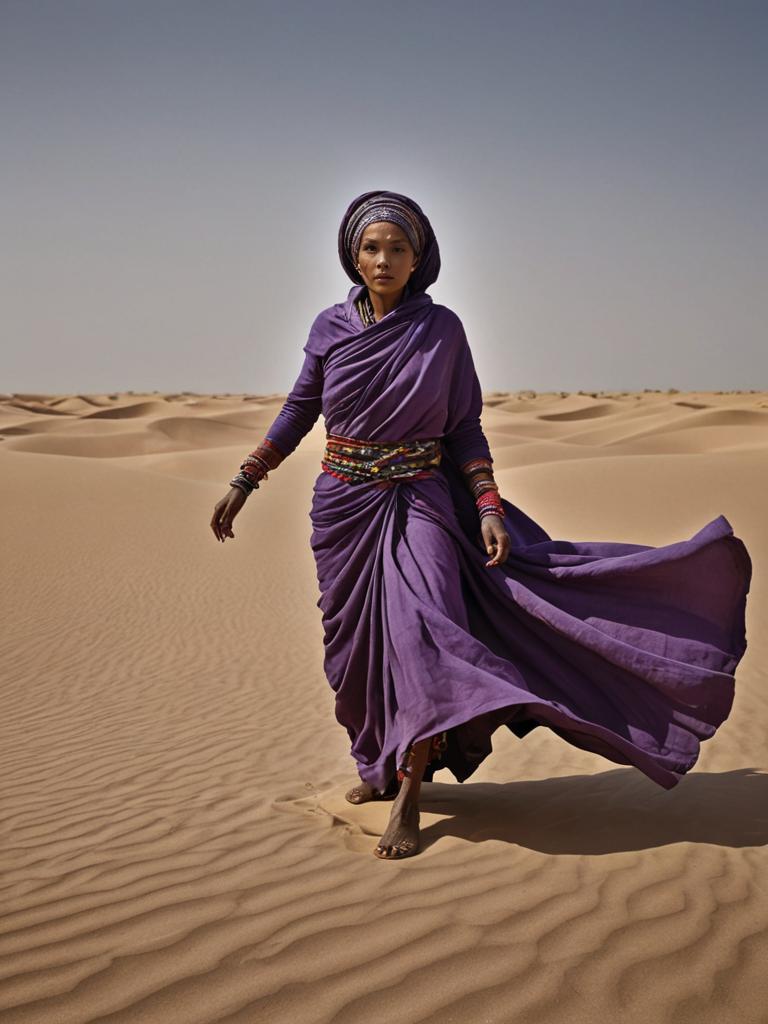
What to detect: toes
<box><xmin>374</xmin><ymin>838</ymin><xmax>416</xmax><ymax>858</ymax></box>
<box><xmin>346</xmin><ymin>784</ymin><xmax>370</xmax><ymax>803</ymax></box>
<box><xmin>347</xmin><ymin>783</ymin><xmax>391</xmax><ymax>804</ymax></box>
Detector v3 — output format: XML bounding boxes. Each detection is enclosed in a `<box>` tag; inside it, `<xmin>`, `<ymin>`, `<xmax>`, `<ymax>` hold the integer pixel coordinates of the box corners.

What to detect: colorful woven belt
<box><xmin>321</xmin><ymin>432</ymin><xmax>442</xmax><ymax>484</ymax></box>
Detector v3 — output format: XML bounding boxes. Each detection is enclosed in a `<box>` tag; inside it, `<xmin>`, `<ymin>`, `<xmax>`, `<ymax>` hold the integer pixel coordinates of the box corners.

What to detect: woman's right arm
<box><xmin>229</xmin><ymin>348</ymin><xmax>325</xmax><ymax>494</ymax></box>
<box><xmin>211</xmin><ymin>348</ymin><xmax>324</xmax><ymax>542</ymax></box>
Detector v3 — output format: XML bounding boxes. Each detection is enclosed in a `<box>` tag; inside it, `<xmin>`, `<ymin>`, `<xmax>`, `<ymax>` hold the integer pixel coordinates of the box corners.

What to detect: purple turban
<box><xmin>338</xmin><ymin>190</ymin><xmax>441</xmax><ymax>294</ymax></box>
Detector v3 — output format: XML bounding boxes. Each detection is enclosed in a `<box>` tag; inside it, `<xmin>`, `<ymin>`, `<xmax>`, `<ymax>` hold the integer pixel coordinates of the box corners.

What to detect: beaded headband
<box><xmin>344</xmin><ymin>196</ymin><xmax>426</xmax><ymax>266</ymax></box>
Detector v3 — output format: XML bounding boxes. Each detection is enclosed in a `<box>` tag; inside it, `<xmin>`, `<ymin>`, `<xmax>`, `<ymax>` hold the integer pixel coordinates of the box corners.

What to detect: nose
<box><xmin>376</xmin><ymin>252</ymin><xmax>390</xmax><ymax>269</ymax></box>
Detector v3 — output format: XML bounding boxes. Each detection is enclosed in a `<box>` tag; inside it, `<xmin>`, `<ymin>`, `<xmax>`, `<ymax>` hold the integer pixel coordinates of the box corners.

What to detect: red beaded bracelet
<box><xmin>459</xmin><ymin>457</ymin><xmax>504</xmax><ymax>520</ymax></box>
<box><xmin>237</xmin><ymin>436</ymin><xmax>286</xmax><ymax>485</ymax></box>
<box><xmin>476</xmin><ymin>490</ymin><xmax>505</xmax><ymax>519</ymax></box>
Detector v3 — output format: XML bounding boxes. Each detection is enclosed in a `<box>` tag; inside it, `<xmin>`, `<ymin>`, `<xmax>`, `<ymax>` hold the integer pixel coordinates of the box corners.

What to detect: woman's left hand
<box><xmin>481</xmin><ymin>515</ymin><xmax>510</xmax><ymax>568</ymax></box>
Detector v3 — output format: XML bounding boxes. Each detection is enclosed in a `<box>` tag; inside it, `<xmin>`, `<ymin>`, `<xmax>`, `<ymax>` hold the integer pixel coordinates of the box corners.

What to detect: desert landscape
<box><xmin>1</xmin><ymin>388</ymin><xmax>766</xmax><ymax>1023</ymax></box>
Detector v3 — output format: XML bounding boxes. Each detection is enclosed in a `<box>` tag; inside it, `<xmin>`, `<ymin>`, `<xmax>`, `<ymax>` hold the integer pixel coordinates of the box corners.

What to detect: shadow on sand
<box><xmin>304</xmin><ymin>767</ymin><xmax>767</xmax><ymax>855</ymax></box>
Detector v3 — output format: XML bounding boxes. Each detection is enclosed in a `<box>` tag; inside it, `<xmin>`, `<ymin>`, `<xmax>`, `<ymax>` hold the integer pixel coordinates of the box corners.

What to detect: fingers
<box><xmin>210</xmin><ymin>499</ymin><xmax>236</xmax><ymax>542</ymax></box>
<box><xmin>484</xmin><ymin>521</ymin><xmax>511</xmax><ymax>568</ymax></box>
<box><xmin>495</xmin><ymin>533</ymin><xmax>510</xmax><ymax>565</ymax></box>
<box><xmin>210</xmin><ymin>505</ymin><xmax>224</xmax><ymax>542</ymax></box>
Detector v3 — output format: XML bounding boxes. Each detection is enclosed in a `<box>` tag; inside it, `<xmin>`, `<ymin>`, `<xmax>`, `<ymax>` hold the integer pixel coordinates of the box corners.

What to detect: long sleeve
<box><xmin>442</xmin><ymin>320</ymin><xmax>493</xmax><ymax>467</ymax></box>
<box><xmin>442</xmin><ymin>321</ymin><xmax>505</xmax><ymax>522</ymax></box>
<box><xmin>229</xmin><ymin>347</ymin><xmax>324</xmax><ymax>494</ymax></box>
<box><xmin>262</xmin><ymin>349</ymin><xmax>324</xmax><ymax>459</ymax></box>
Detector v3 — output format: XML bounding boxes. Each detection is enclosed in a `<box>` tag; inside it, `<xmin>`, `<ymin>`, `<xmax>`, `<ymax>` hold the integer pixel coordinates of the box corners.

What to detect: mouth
<box><xmin>374</xmin><ymin>275</ymin><xmax>394</xmax><ymax>281</ymax></box>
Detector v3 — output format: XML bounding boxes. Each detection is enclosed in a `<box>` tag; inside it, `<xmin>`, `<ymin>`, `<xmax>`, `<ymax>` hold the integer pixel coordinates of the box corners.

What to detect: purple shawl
<box><xmin>260</xmin><ymin>285</ymin><xmax>751</xmax><ymax>794</ymax></box>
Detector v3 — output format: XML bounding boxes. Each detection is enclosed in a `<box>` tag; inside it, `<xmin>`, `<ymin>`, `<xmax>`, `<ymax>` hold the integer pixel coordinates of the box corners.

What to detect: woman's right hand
<box><xmin>211</xmin><ymin>487</ymin><xmax>248</xmax><ymax>542</ymax></box>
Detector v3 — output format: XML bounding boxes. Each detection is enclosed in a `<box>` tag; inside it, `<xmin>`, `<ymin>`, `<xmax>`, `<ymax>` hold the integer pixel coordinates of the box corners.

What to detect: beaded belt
<box><xmin>321</xmin><ymin>432</ymin><xmax>442</xmax><ymax>484</ymax></box>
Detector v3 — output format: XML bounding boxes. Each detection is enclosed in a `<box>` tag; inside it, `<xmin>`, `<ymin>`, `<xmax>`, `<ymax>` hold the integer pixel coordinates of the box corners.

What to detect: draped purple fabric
<box><xmin>264</xmin><ymin>283</ymin><xmax>752</xmax><ymax>792</ymax></box>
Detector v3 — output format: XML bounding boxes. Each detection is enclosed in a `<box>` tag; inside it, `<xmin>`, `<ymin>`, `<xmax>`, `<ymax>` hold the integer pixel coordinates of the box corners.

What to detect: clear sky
<box><xmin>2</xmin><ymin>0</ymin><xmax>766</xmax><ymax>394</ymax></box>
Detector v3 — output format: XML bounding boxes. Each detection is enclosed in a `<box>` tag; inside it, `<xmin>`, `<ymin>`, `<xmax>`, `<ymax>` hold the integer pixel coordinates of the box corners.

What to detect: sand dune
<box><xmin>84</xmin><ymin>400</ymin><xmax>179</xmax><ymax>419</ymax></box>
<box><xmin>0</xmin><ymin>389</ymin><xmax>765</xmax><ymax>1024</ymax></box>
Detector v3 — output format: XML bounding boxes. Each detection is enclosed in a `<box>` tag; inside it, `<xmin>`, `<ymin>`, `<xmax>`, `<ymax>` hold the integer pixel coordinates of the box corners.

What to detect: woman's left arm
<box><xmin>442</xmin><ymin>321</ymin><xmax>510</xmax><ymax>567</ymax></box>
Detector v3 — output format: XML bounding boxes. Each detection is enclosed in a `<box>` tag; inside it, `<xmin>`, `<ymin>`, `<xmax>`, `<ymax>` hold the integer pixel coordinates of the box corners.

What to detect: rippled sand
<box><xmin>1</xmin><ymin>389</ymin><xmax>766</xmax><ymax>1023</ymax></box>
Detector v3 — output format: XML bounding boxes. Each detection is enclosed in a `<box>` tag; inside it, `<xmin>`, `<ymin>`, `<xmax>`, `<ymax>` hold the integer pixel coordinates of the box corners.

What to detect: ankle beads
<box><xmin>396</xmin><ymin>732</ymin><xmax>448</xmax><ymax>782</ymax></box>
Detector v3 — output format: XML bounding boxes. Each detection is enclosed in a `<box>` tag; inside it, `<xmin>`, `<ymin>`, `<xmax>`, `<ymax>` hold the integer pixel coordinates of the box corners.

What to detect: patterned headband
<box><xmin>338</xmin><ymin>190</ymin><xmax>441</xmax><ymax>293</ymax></box>
<box><xmin>344</xmin><ymin>196</ymin><xmax>427</xmax><ymax>266</ymax></box>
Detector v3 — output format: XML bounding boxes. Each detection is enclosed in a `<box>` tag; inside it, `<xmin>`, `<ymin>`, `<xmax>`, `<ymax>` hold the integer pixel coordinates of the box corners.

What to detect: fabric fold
<box><xmin>261</xmin><ymin>281</ymin><xmax>751</xmax><ymax>794</ymax></box>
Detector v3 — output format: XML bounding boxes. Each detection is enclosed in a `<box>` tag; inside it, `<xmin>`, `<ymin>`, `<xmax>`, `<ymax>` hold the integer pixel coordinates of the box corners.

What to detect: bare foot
<box><xmin>373</xmin><ymin>799</ymin><xmax>420</xmax><ymax>859</ymax></box>
<box><xmin>373</xmin><ymin>736</ymin><xmax>433</xmax><ymax>860</ymax></box>
<box><xmin>345</xmin><ymin>776</ymin><xmax>399</xmax><ymax>804</ymax></box>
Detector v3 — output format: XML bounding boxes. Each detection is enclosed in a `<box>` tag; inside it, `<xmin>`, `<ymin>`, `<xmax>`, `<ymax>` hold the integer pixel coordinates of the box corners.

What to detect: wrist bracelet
<box><xmin>235</xmin><ymin>435</ymin><xmax>286</xmax><ymax>490</ymax></box>
<box><xmin>478</xmin><ymin>504</ymin><xmax>505</xmax><ymax>520</ymax></box>
<box><xmin>458</xmin><ymin>457</ymin><xmax>505</xmax><ymax>521</ymax></box>
<box><xmin>229</xmin><ymin>473</ymin><xmax>256</xmax><ymax>495</ymax></box>
<box><xmin>476</xmin><ymin>486</ymin><xmax>504</xmax><ymax>520</ymax></box>
<box><xmin>240</xmin><ymin>454</ymin><xmax>271</xmax><ymax>479</ymax></box>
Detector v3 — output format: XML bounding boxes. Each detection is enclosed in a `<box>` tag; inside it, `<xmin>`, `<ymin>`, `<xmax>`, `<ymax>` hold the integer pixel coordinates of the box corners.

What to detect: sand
<box><xmin>1</xmin><ymin>389</ymin><xmax>766</xmax><ymax>1024</ymax></box>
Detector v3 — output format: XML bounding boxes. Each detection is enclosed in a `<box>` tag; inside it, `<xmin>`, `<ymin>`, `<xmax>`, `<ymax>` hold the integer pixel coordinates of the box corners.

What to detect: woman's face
<box><xmin>356</xmin><ymin>221</ymin><xmax>418</xmax><ymax>298</ymax></box>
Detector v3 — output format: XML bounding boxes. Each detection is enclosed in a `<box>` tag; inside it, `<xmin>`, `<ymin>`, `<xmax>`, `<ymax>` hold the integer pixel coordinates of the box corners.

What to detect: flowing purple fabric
<box><xmin>264</xmin><ymin>283</ymin><xmax>752</xmax><ymax>793</ymax></box>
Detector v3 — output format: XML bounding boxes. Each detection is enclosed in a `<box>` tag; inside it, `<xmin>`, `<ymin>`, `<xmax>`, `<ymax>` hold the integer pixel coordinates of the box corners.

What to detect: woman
<box><xmin>211</xmin><ymin>190</ymin><xmax>752</xmax><ymax>861</ymax></box>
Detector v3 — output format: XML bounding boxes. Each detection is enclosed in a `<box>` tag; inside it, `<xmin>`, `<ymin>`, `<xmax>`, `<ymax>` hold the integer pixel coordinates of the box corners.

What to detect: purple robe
<box><xmin>264</xmin><ymin>284</ymin><xmax>752</xmax><ymax>792</ymax></box>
